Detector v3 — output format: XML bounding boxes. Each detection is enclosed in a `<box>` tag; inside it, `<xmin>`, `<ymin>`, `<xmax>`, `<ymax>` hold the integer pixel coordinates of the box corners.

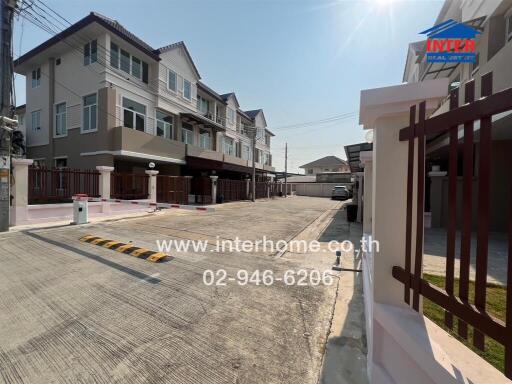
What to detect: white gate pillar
<box><xmin>210</xmin><ymin>175</ymin><xmax>218</xmax><ymax>204</ymax></box>
<box><xmin>11</xmin><ymin>158</ymin><xmax>33</xmax><ymax>226</ymax></box>
<box><xmin>145</xmin><ymin>170</ymin><xmax>159</xmax><ymax>203</ymax></box>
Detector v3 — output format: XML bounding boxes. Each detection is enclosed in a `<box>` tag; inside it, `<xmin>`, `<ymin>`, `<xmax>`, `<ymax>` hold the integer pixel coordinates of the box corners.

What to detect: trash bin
<box><xmin>346</xmin><ymin>204</ymin><xmax>358</xmax><ymax>222</ymax></box>
<box><xmin>217</xmin><ymin>194</ymin><xmax>224</xmax><ymax>204</ymax></box>
<box><xmin>72</xmin><ymin>194</ymin><xmax>89</xmax><ymax>224</ymax></box>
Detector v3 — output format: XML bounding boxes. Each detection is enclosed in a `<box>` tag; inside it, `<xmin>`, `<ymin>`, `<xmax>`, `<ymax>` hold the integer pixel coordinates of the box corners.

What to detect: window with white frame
<box><xmin>242</xmin><ymin>144</ymin><xmax>250</xmax><ymax>160</ymax></box>
<box><xmin>227</xmin><ymin>108</ymin><xmax>235</xmax><ymax>125</ymax></box>
<box><xmin>120</xmin><ymin>49</ymin><xmax>130</xmax><ymax>73</ymax></box>
<box><xmin>197</xmin><ymin>95</ymin><xmax>209</xmax><ymax>115</ymax></box>
<box><xmin>110</xmin><ymin>42</ymin><xmax>119</xmax><ymax>69</ymax></box>
<box><xmin>181</xmin><ymin>123</ymin><xmax>194</xmax><ymax>145</ymax></box>
<box><xmin>183</xmin><ymin>79</ymin><xmax>192</xmax><ymax>100</ymax></box>
<box><xmin>156</xmin><ymin>111</ymin><xmax>173</xmax><ymax>139</ymax></box>
<box><xmin>31</xmin><ymin>68</ymin><xmax>41</xmax><ymax>88</ymax></box>
<box><xmin>83</xmin><ymin>40</ymin><xmax>97</xmax><ymax>66</ymax></box>
<box><xmin>223</xmin><ymin>136</ymin><xmax>234</xmax><ymax>156</ymax></box>
<box><xmin>131</xmin><ymin>56</ymin><xmax>141</xmax><ymax>79</ymax></box>
<box><xmin>31</xmin><ymin>110</ymin><xmax>41</xmax><ymax>131</ymax></box>
<box><xmin>55</xmin><ymin>102</ymin><xmax>67</xmax><ymax>136</ymax></box>
<box><xmin>199</xmin><ymin>129</ymin><xmax>211</xmax><ymax>149</ymax></box>
<box><xmin>123</xmin><ymin>98</ymin><xmax>146</xmax><ymax>132</ymax></box>
<box><xmin>168</xmin><ymin>70</ymin><xmax>177</xmax><ymax>92</ymax></box>
<box><xmin>82</xmin><ymin>94</ymin><xmax>97</xmax><ymax>132</ymax></box>
<box><xmin>507</xmin><ymin>14</ymin><xmax>512</xmax><ymax>42</ymax></box>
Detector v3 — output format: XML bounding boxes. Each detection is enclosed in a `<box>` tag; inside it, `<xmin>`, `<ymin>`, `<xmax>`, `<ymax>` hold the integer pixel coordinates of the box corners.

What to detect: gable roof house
<box><xmin>299</xmin><ymin>156</ymin><xmax>350</xmax><ymax>175</ymax></box>
<box><xmin>15</xmin><ymin>12</ymin><xmax>274</xmax><ymax>177</ymax></box>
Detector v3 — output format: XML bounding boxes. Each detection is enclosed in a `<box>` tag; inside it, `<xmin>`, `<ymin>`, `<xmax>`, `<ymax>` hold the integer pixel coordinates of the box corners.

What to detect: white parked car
<box><xmin>331</xmin><ymin>186</ymin><xmax>350</xmax><ymax>200</ymax></box>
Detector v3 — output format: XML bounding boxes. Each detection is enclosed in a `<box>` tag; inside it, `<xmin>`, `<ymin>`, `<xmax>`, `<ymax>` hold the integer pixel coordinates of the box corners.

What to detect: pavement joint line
<box><xmin>79</xmin><ymin>235</ymin><xmax>169</xmax><ymax>263</ymax></box>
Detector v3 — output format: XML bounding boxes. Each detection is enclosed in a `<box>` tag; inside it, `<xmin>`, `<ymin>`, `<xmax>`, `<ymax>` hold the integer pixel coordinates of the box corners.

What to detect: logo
<box><xmin>420</xmin><ymin>19</ymin><xmax>481</xmax><ymax>63</ymax></box>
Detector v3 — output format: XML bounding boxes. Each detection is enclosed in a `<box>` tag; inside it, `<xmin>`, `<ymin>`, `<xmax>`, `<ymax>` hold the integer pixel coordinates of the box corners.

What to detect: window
<box><xmin>111</xmin><ymin>45</ymin><xmax>149</xmax><ymax>84</ymax></box>
<box><xmin>110</xmin><ymin>42</ymin><xmax>119</xmax><ymax>69</ymax></box>
<box><xmin>156</xmin><ymin>111</ymin><xmax>173</xmax><ymax>139</ymax></box>
<box><xmin>123</xmin><ymin>98</ymin><xmax>146</xmax><ymax>132</ymax></box>
<box><xmin>55</xmin><ymin>158</ymin><xmax>67</xmax><ymax>168</ymax></box>
<box><xmin>56</xmin><ymin>58</ymin><xmax>61</xmax><ymax>66</ymax></box>
<box><xmin>242</xmin><ymin>144</ymin><xmax>250</xmax><ymax>160</ymax></box>
<box><xmin>181</xmin><ymin>123</ymin><xmax>194</xmax><ymax>145</ymax></box>
<box><xmin>33</xmin><ymin>159</ymin><xmax>45</xmax><ymax>168</ymax></box>
<box><xmin>83</xmin><ymin>40</ymin><xmax>97</xmax><ymax>66</ymax></box>
<box><xmin>265</xmin><ymin>133</ymin><xmax>270</xmax><ymax>146</ymax></box>
<box><xmin>120</xmin><ymin>49</ymin><xmax>130</xmax><ymax>73</ymax></box>
<box><xmin>332</xmin><ymin>168</ymin><xmax>338</xmax><ymax>172</ymax></box>
<box><xmin>223</xmin><ymin>137</ymin><xmax>234</xmax><ymax>156</ymax></box>
<box><xmin>197</xmin><ymin>95</ymin><xmax>209</xmax><ymax>115</ymax></box>
<box><xmin>183</xmin><ymin>79</ymin><xmax>192</xmax><ymax>100</ymax></box>
<box><xmin>471</xmin><ymin>52</ymin><xmax>480</xmax><ymax>73</ymax></box>
<box><xmin>55</xmin><ymin>102</ymin><xmax>67</xmax><ymax>136</ymax></box>
<box><xmin>31</xmin><ymin>110</ymin><xmax>41</xmax><ymax>131</ymax></box>
<box><xmin>82</xmin><ymin>94</ymin><xmax>97</xmax><ymax>132</ymax></box>
<box><xmin>31</xmin><ymin>68</ymin><xmax>41</xmax><ymax>88</ymax></box>
<box><xmin>199</xmin><ymin>129</ymin><xmax>211</xmax><ymax>149</ymax></box>
<box><xmin>507</xmin><ymin>15</ymin><xmax>512</xmax><ymax>42</ymax></box>
<box><xmin>227</xmin><ymin>108</ymin><xmax>235</xmax><ymax>125</ymax></box>
<box><xmin>168</xmin><ymin>70</ymin><xmax>177</xmax><ymax>92</ymax></box>
<box><xmin>307</xmin><ymin>169</ymin><xmax>313</xmax><ymax>175</ymax></box>
<box><xmin>131</xmin><ymin>56</ymin><xmax>141</xmax><ymax>79</ymax></box>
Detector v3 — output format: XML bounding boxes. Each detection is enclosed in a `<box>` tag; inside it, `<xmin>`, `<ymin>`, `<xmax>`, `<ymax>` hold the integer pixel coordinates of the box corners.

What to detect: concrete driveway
<box><xmin>0</xmin><ymin>197</ymin><xmax>360</xmax><ymax>384</ymax></box>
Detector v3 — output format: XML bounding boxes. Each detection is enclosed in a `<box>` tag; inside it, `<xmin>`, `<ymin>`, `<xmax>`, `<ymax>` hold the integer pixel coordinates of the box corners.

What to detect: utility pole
<box><xmin>284</xmin><ymin>142</ymin><xmax>288</xmax><ymax>198</ymax></box>
<box><xmin>0</xmin><ymin>0</ymin><xmax>17</xmax><ymax>232</ymax></box>
<box><xmin>251</xmin><ymin>127</ymin><xmax>256</xmax><ymax>202</ymax></box>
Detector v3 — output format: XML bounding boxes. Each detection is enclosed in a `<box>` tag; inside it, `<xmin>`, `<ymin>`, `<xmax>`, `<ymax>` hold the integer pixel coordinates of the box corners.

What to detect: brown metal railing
<box><xmin>110</xmin><ymin>172</ymin><xmax>149</xmax><ymax>200</ymax></box>
<box><xmin>28</xmin><ymin>167</ymin><xmax>99</xmax><ymax>204</ymax></box>
<box><xmin>393</xmin><ymin>71</ymin><xmax>512</xmax><ymax>378</ymax></box>
<box><xmin>157</xmin><ymin>175</ymin><xmax>190</xmax><ymax>204</ymax></box>
<box><xmin>252</xmin><ymin>181</ymin><xmax>269</xmax><ymax>199</ymax></box>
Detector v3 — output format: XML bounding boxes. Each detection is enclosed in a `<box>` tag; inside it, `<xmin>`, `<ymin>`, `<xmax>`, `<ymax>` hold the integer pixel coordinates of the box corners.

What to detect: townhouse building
<box><xmin>402</xmin><ymin>0</ymin><xmax>512</xmax><ymax>232</ymax></box>
<box><xmin>14</xmin><ymin>12</ymin><xmax>274</xmax><ymax>178</ymax></box>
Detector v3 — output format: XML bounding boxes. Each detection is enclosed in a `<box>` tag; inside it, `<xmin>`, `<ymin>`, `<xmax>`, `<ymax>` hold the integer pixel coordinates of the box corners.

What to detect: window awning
<box><xmin>181</xmin><ymin>112</ymin><xmax>225</xmax><ymax>131</ymax></box>
<box><xmin>344</xmin><ymin>142</ymin><xmax>373</xmax><ymax>173</ymax></box>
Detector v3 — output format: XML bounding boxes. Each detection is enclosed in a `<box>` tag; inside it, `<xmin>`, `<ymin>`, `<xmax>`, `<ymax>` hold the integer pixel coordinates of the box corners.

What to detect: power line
<box><xmin>268</xmin><ymin>111</ymin><xmax>358</xmax><ymax>131</ymax></box>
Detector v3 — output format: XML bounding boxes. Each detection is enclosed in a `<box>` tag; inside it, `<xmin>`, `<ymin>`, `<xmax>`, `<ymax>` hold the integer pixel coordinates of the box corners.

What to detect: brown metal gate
<box><xmin>111</xmin><ymin>173</ymin><xmax>149</xmax><ymax>200</ymax></box>
<box><xmin>392</xmin><ymin>71</ymin><xmax>512</xmax><ymax>378</ymax></box>
<box><xmin>190</xmin><ymin>177</ymin><xmax>212</xmax><ymax>204</ymax></box>
<box><xmin>157</xmin><ymin>175</ymin><xmax>190</xmax><ymax>204</ymax></box>
<box><xmin>218</xmin><ymin>179</ymin><xmax>246</xmax><ymax>202</ymax></box>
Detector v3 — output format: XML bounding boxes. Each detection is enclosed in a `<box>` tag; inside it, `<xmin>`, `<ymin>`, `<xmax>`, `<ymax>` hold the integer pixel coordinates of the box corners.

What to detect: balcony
<box><xmin>186</xmin><ymin>144</ymin><xmax>223</xmax><ymax>162</ymax></box>
<box><xmin>223</xmin><ymin>154</ymin><xmax>249</xmax><ymax>167</ymax></box>
<box><xmin>112</xmin><ymin>126</ymin><xmax>186</xmax><ymax>163</ymax></box>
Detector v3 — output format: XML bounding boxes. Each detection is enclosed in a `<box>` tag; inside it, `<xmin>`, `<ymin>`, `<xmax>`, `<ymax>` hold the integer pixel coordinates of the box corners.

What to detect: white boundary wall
<box><xmin>289</xmin><ymin>182</ymin><xmax>352</xmax><ymax>198</ymax></box>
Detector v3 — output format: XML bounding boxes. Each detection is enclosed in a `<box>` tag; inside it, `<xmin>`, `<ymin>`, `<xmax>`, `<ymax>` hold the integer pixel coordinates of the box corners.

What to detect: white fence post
<box><xmin>210</xmin><ymin>175</ymin><xmax>218</xmax><ymax>204</ymax></box>
<box><xmin>11</xmin><ymin>159</ymin><xmax>33</xmax><ymax>226</ymax></box>
<box><xmin>145</xmin><ymin>170</ymin><xmax>159</xmax><ymax>203</ymax></box>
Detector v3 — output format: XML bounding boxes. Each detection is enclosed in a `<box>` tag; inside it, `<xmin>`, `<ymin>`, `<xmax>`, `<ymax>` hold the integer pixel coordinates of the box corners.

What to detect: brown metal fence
<box><xmin>110</xmin><ymin>172</ymin><xmax>149</xmax><ymax>200</ymax></box>
<box><xmin>28</xmin><ymin>167</ymin><xmax>99</xmax><ymax>203</ymax></box>
<box><xmin>218</xmin><ymin>179</ymin><xmax>247</xmax><ymax>202</ymax></box>
<box><xmin>157</xmin><ymin>175</ymin><xmax>190</xmax><ymax>204</ymax></box>
<box><xmin>252</xmin><ymin>181</ymin><xmax>269</xmax><ymax>199</ymax></box>
<box><xmin>392</xmin><ymin>71</ymin><xmax>512</xmax><ymax>378</ymax></box>
<box><xmin>190</xmin><ymin>177</ymin><xmax>212</xmax><ymax>204</ymax></box>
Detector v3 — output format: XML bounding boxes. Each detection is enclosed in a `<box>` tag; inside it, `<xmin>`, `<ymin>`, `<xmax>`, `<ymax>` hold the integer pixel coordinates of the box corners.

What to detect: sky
<box><xmin>12</xmin><ymin>0</ymin><xmax>444</xmax><ymax>173</ymax></box>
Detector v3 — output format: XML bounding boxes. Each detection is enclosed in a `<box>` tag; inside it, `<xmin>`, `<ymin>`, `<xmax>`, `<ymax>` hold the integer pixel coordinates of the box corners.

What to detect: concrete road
<box><xmin>0</xmin><ymin>197</ymin><xmax>360</xmax><ymax>384</ymax></box>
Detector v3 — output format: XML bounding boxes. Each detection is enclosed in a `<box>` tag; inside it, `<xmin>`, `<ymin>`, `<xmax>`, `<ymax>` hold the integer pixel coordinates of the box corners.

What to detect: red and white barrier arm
<box><xmin>85</xmin><ymin>197</ymin><xmax>215</xmax><ymax>212</ymax></box>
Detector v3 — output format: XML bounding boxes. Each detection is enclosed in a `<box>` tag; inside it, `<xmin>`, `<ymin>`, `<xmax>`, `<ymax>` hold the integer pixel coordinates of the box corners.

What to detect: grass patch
<box><xmin>422</xmin><ymin>273</ymin><xmax>506</xmax><ymax>373</ymax></box>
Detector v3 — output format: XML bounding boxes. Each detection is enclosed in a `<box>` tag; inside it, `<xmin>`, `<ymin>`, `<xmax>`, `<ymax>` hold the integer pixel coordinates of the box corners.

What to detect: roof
<box><xmin>344</xmin><ymin>142</ymin><xmax>373</xmax><ymax>173</ymax></box>
<box><xmin>299</xmin><ymin>156</ymin><xmax>348</xmax><ymax>169</ymax></box>
<box><xmin>220</xmin><ymin>93</ymin><xmax>240</xmax><ymax>108</ymax></box>
<box><xmin>197</xmin><ymin>82</ymin><xmax>226</xmax><ymax>104</ymax></box>
<box><xmin>155</xmin><ymin>41</ymin><xmax>201</xmax><ymax>79</ymax></box>
<box><xmin>15</xmin><ymin>12</ymin><xmax>160</xmax><ymax>67</ymax></box>
<box><xmin>244</xmin><ymin>109</ymin><xmax>261</xmax><ymax>119</ymax></box>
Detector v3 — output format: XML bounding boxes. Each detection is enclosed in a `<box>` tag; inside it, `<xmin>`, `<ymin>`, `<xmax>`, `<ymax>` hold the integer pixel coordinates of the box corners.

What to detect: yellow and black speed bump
<box><xmin>79</xmin><ymin>235</ymin><xmax>168</xmax><ymax>263</ymax></box>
